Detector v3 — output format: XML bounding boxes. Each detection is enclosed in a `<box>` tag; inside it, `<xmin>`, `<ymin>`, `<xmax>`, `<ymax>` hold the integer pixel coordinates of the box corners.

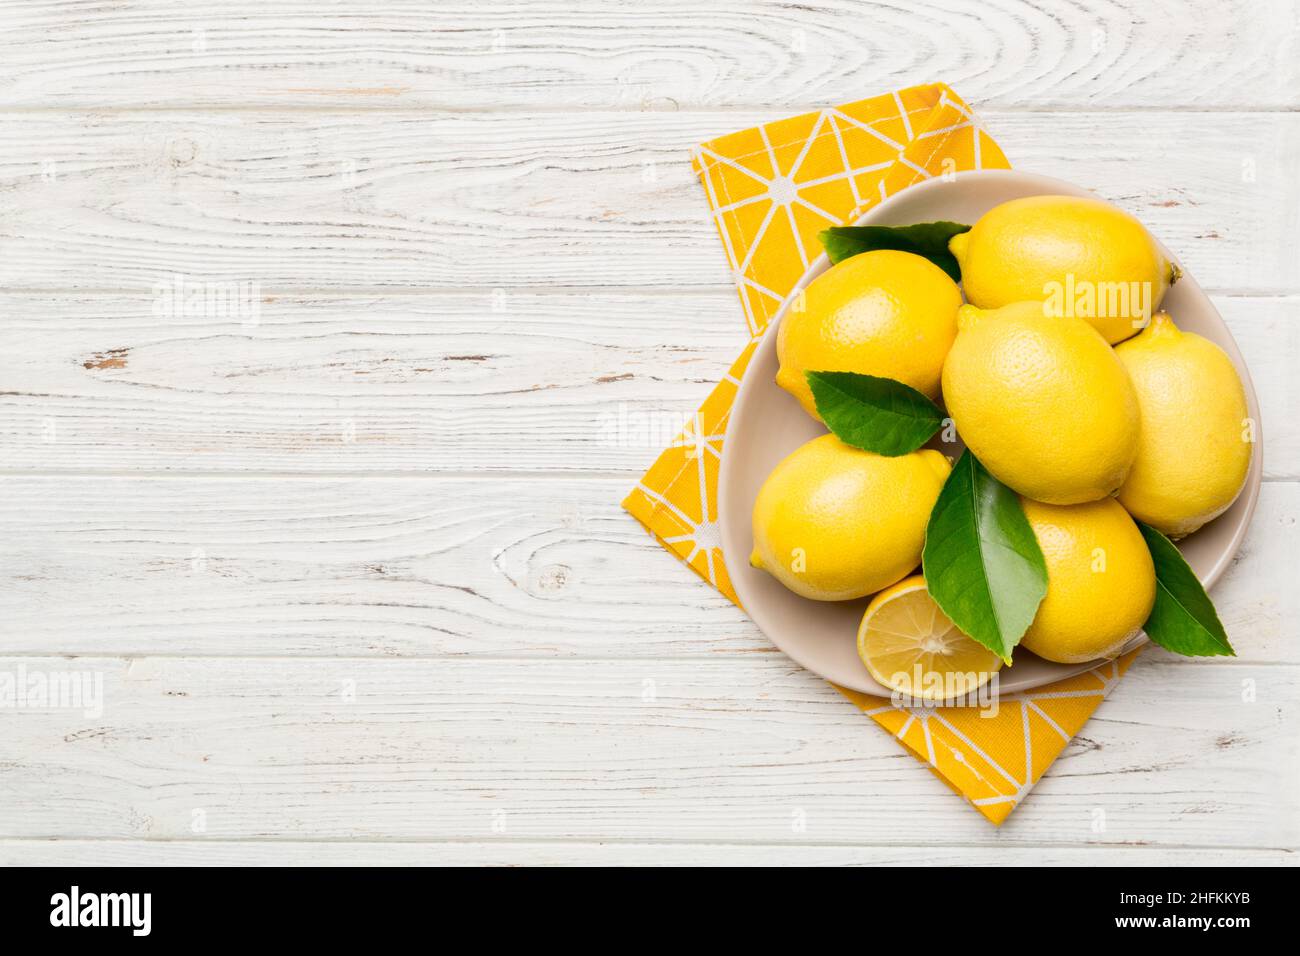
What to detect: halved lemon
<box><xmin>857</xmin><ymin>575</ymin><xmax>1003</xmax><ymax>702</ymax></box>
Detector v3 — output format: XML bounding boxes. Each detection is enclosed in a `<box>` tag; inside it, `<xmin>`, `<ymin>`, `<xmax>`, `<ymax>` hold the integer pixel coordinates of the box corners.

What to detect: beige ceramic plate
<box><xmin>718</xmin><ymin>169</ymin><xmax>1263</xmax><ymax>697</ymax></box>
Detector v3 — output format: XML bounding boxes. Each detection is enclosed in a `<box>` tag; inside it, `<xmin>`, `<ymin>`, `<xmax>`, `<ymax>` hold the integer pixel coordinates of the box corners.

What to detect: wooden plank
<box><xmin>0</xmin><ymin>293</ymin><xmax>1294</xmax><ymax>476</ymax></box>
<box><xmin>0</xmin><ymin>475</ymin><xmax>752</xmax><ymax>658</ymax></box>
<box><xmin>0</xmin><ymin>840</ymin><xmax>1290</xmax><ymax>867</ymax></box>
<box><xmin>0</xmin><ymin>655</ymin><xmax>1294</xmax><ymax>846</ymax></box>
<box><xmin>0</xmin><ymin>1</ymin><xmax>1293</xmax><ymax>110</ymax></box>
<box><xmin>0</xmin><ymin>477</ymin><xmax>1293</xmax><ymax>662</ymax></box>
<box><xmin>0</xmin><ymin>111</ymin><xmax>1295</xmax><ymax>293</ymax></box>
<box><xmin>0</xmin><ymin>291</ymin><xmax>740</xmax><ymax>474</ymax></box>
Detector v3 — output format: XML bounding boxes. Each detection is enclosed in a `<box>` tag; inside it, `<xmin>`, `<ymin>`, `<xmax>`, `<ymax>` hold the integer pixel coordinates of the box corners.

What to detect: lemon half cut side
<box><xmin>856</xmin><ymin>576</ymin><xmax>1003</xmax><ymax>702</ymax></box>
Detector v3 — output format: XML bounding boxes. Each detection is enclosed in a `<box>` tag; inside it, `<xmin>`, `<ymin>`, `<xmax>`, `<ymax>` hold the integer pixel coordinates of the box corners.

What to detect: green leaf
<box><xmin>1137</xmin><ymin>523</ymin><xmax>1235</xmax><ymax>657</ymax></box>
<box><xmin>922</xmin><ymin>451</ymin><xmax>1048</xmax><ymax>662</ymax></box>
<box><xmin>806</xmin><ymin>371</ymin><xmax>942</xmax><ymax>456</ymax></box>
<box><xmin>819</xmin><ymin>221</ymin><xmax>971</xmax><ymax>281</ymax></box>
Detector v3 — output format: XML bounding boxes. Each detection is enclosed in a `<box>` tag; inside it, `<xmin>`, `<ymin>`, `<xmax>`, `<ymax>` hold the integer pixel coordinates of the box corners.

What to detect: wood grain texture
<box><xmin>0</xmin><ymin>476</ymin><xmax>1294</xmax><ymax>662</ymax></box>
<box><xmin>0</xmin><ymin>840</ymin><xmax>1291</xmax><ymax>867</ymax></box>
<box><xmin>2</xmin><ymin>293</ymin><xmax>1292</xmax><ymax>475</ymax></box>
<box><xmin>0</xmin><ymin>111</ymin><xmax>1295</xmax><ymax>293</ymax></box>
<box><xmin>0</xmin><ymin>291</ymin><xmax>738</xmax><ymax>474</ymax></box>
<box><xmin>0</xmin><ymin>0</ymin><xmax>1294</xmax><ymax>110</ymax></box>
<box><xmin>0</xmin><ymin>656</ymin><xmax>1295</xmax><ymax>846</ymax></box>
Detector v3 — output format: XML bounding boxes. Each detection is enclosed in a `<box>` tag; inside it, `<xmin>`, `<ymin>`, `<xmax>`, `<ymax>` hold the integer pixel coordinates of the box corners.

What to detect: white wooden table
<box><xmin>0</xmin><ymin>0</ymin><xmax>1296</xmax><ymax>866</ymax></box>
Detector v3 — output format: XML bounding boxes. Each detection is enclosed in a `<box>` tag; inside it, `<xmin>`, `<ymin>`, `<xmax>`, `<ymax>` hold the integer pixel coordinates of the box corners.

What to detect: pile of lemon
<box><xmin>750</xmin><ymin>195</ymin><xmax>1251</xmax><ymax>697</ymax></box>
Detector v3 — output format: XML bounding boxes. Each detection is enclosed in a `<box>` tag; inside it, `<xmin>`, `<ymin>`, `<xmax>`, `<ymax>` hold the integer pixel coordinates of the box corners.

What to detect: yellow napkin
<box><xmin>623</xmin><ymin>83</ymin><xmax>1139</xmax><ymax>825</ymax></box>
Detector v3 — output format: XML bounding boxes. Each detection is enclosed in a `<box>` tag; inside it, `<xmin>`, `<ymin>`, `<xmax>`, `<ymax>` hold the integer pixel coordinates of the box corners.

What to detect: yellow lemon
<box><xmin>857</xmin><ymin>575</ymin><xmax>1002</xmax><ymax>701</ymax></box>
<box><xmin>942</xmin><ymin>301</ymin><xmax>1139</xmax><ymax>505</ymax></box>
<box><xmin>750</xmin><ymin>434</ymin><xmax>951</xmax><ymax>601</ymax></box>
<box><xmin>1019</xmin><ymin>497</ymin><xmax>1155</xmax><ymax>664</ymax></box>
<box><xmin>776</xmin><ymin>249</ymin><xmax>962</xmax><ymax>419</ymax></box>
<box><xmin>1115</xmin><ymin>312</ymin><xmax>1253</xmax><ymax>538</ymax></box>
<box><xmin>950</xmin><ymin>195</ymin><xmax>1176</xmax><ymax>344</ymax></box>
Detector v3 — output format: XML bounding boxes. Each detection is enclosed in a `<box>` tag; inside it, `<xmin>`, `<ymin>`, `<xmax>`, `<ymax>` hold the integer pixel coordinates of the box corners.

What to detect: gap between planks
<box><xmin>0</xmin><ymin>652</ymin><xmax>1288</xmax><ymax>667</ymax></box>
<box><xmin>0</xmin><ymin>835</ymin><xmax>1291</xmax><ymax>851</ymax></box>
<box><xmin>0</xmin><ymin>469</ymin><xmax>1296</xmax><ymax>484</ymax></box>
<box><xmin>0</xmin><ymin>106</ymin><xmax>1295</xmax><ymax>116</ymax></box>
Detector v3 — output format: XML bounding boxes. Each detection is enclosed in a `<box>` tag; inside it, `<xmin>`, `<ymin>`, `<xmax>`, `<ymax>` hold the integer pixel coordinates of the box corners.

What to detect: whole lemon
<box><xmin>950</xmin><ymin>195</ymin><xmax>1176</xmax><ymax>344</ymax></box>
<box><xmin>1115</xmin><ymin>312</ymin><xmax>1253</xmax><ymax>538</ymax></box>
<box><xmin>942</xmin><ymin>302</ymin><xmax>1139</xmax><ymax>505</ymax></box>
<box><xmin>750</xmin><ymin>434</ymin><xmax>951</xmax><ymax>601</ymax></box>
<box><xmin>776</xmin><ymin>249</ymin><xmax>962</xmax><ymax>419</ymax></box>
<box><xmin>1019</xmin><ymin>497</ymin><xmax>1156</xmax><ymax>664</ymax></box>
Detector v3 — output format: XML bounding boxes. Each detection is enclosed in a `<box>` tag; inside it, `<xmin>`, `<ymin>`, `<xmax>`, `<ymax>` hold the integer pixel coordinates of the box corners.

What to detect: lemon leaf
<box><xmin>1137</xmin><ymin>522</ymin><xmax>1235</xmax><ymax>657</ymax></box>
<box><xmin>819</xmin><ymin>222</ymin><xmax>971</xmax><ymax>281</ymax></box>
<box><xmin>806</xmin><ymin>371</ymin><xmax>943</xmax><ymax>456</ymax></box>
<box><xmin>922</xmin><ymin>451</ymin><xmax>1048</xmax><ymax>662</ymax></box>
